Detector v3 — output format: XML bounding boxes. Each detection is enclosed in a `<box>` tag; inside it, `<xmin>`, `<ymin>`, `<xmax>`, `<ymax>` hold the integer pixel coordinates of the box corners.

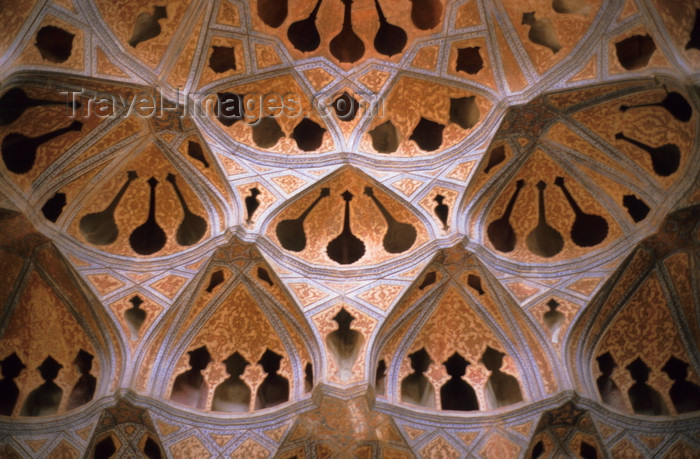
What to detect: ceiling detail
<box><xmin>0</xmin><ymin>0</ymin><xmax>700</xmax><ymax>457</ymax></box>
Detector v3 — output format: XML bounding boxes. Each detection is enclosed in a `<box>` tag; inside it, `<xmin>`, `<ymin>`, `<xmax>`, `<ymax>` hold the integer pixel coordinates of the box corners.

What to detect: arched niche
<box><xmin>138</xmin><ymin>237</ymin><xmax>316</xmax><ymax>413</ymax></box>
<box><xmin>264</xmin><ymin>166</ymin><xmax>431</xmax><ymax>268</ymax></box>
<box><xmin>0</xmin><ymin>211</ymin><xmax>120</xmax><ymax>417</ymax></box>
<box><xmin>463</xmin><ymin>79</ymin><xmax>697</xmax><ymax>269</ymax></box>
<box><xmin>570</xmin><ymin>206</ymin><xmax>700</xmax><ymax>416</ymax></box>
<box><xmin>374</xmin><ymin>245</ymin><xmax>558</xmax><ymax>412</ymax></box>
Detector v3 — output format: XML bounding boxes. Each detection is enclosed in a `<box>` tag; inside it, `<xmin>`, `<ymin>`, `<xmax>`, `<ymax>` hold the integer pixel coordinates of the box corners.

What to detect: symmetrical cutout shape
<box><xmin>480</xmin><ymin>347</ymin><xmax>523</xmax><ymax>408</ymax></box>
<box><xmin>170</xmin><ymin>346</ymin><xmax>211</xmax><ymax>410</ymax></box>
<box><xmin>325</xmin><ymin>308</ymin><xmax>364</xmax><ymax>382</ymax></box>
<box><xmin>66</xmin><ymin>349</ymin><xmax>96</xmax><ymax>410</ymax></box>
<box><xmin>212</xmin><ymin>352</ymin><xmax>251</xmax><ymax>413</ymax></box>
<box><xmin>440</xmin><ymin>352</ymin><xmax>478</xmax><ymax>411</ymax></box>
<box><xmin>626</xmin><ymin>357</ymin><xmax>668</xmax><ymax>415</ymax></box>
<box><xmin>401</xmin><ymin>348</ymin><xmax>435</xmax><ymax>408</ymax></box>
<box><xmin>21</xmin><ymin>356</ymin><xmax>63</xmax><ymax>416</ymax></box>
<box><xmin>255</xmin><ymin>349</ymin><xmax>289</xmax><ymax>409</ymax></box>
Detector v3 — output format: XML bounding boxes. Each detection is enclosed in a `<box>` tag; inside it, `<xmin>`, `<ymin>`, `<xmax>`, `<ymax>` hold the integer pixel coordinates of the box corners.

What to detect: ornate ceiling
<box><xmin>0</xmin><ymin>0</ymin><xmax>699</xmax><ymax>457</ymax></box>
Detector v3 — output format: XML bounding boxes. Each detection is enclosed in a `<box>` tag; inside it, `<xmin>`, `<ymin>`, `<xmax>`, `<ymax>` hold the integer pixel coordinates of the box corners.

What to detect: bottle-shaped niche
<box><xmin>79</xmin><ymin>171</ymin><xmax>138</xmax><ymax>246</ymax></box>
<box><xmin>287</xmin><ymin>0</ymin><xmax>323</xmax><ymax>52</ymax></box>
<box><xmin>595</xmin><ymin>352</ymin><xmax>626</xmax><ymax>411</ymax></box>
<box><xmin>276</xmin><ymin>187</ymin><xmax>330</xmax><ymax>252</ymax></box>
<box><xmin>0</xmin><ymin>88</ymin><xmax>81</xmax><ymax>126</ymax></box>
<box><xmin>129</xmin><ymin>177</ymin><xmax>167</xmax><ymax>255</ymax></box>
<box><xmin>66</xmin><ymin>349</ymin><xmax>96</xmax><ymax>410</ymax></box>
<box><xmin>258</xmin><ymin>0</ymin><xmax>288</xmax><ymax>28</ymax></box>
<box><xmin>410</xmin><ymin>0</ymin><xmax>443</xmax><ymax>30</ymax></box>
<box><xmin>170</xmin><ymin>346</ymin><xmax>211</xmax><ymax>410</ymax></box>
<box><xmin>480</xmin><ymin>347</ymin><xmax>523</xmax><ymax>408</ymax></box>
<box><xmin>364</xmin><ymin>186</ymin><xmax>416</xmax><ymax>254</ymax></box>
<box><xmin>326</xmin><ymin>190</ymin><xmax>366</xmax><ymax>264</ymax></box>
<box><xmin>440</xmin><ymin>352</ymin><xmax>478</xmax><ymax>411</ymax></box>
<box><xmin>124</xmin><ymin>295</ymin><xmax>147</xmax><ymax>339</ymax></box>
<box><xmin>2</xmin><ymin>120</ymin><xmax>82</xmax><ymax>174</ymax></box>
<box><xmin>543</xmin><ymin>299</ymin><xmax>564</xmax><ymax>343</ymax></box>
<box><xmin>325</xmin><ymin>308</ymin><xmax>364</xmax><ymax>382</ymax></box>
<box><xmin>614</xmin><ymin>132</ymin><xmax>680</xmax><ymax>177</ymax></box>
<box><xmin>401</xmin><ymin>348</ymin><xmax>435</xmax><ymax>408</ymax></box>
<box><xmin>373</xmin><ymin>0</ymin><xmax>407</xmax><ymax>57</ymax></box>
<box><xmin>554</xmin><ymin>176</ymin><xmax>608</xmax><ymax>247</ymax></box>
<box><xmin>620</xmin><ymin>91</ymin><xmax>691</xmax><ymax>123</ymax></box>
<box><xmin>21</xmin><ymin>356</ymin><xmax>63</xmax><ymax>416</ymax></box>
<box><xmin>166</xmin><ymin>174</ymin><xmax>207</xmax><ymax>247</ymax></box>
<box><xmin>487</xmin><ymin>179</ymin><xmax>524</xmax><ymax>253</ymax></box>
<box><xmin>526</xmin><ymin>181</ymin><xmax>563</xmax><ymax>258</ymax></box>
<box><xmin>212</xmin><ymin>352</ymin><xmax>251</xmax><ymax>413</ymax></box>
<box><xmin>626</xmin><ymin>357</ymin><xmax>668</xmax><ymax>415</ymax></box>
<box><xmin>0</xmin><ymin>353</ymin><xmax>25</xmax><ymax>416</ymax></box>
<box><xmin>330</xmin><ymin>0</ymin><xmax>365</xmax><ymax>63</ymax></box>
<box><xmin>255</xmin><ymin>349</ymin><xmax>289</xmax><ymax>409</ymax></box>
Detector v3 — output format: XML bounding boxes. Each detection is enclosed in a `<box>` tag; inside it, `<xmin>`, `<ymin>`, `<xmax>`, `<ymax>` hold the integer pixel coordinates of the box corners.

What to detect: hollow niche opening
<box><xmin>144</xmin><ymin>437</ymin><xmax>162</xmax><ymax>459</ymax></box>
<box><xmin>661</xmin><ymin>356</ymin><xmax>700</xmax><ymax>414</ymax></box>
<box><xmin>291</xmin><ymin>117</ymin><xmax>325</xmax><ymax>151</ymax></box>
<box><xmin>449</xmin><ymin>96</ymin><xmax>480</xmax><ymax>130</ymax></box>
<box><xmin>0</xmin><ymin>353</ymin><xmax>25</xmax><ymax>416</ymax></box>
<box><xmin>531</xmin><ymin>441</ymin><xmax>544</xmax><ymax>459</ymax></box>
<box><xmin>304</xmin><ymin>362</ymin><xmax>313</xmax><ymax>393</ymax></box>
<box><xmin>66</xmin><ymin>349</ymin><xmax>96</xmax><ymax>410</ymax></box>
<box><xmin>580</xmin><ymin>441</ymin><xmax>598</xmax><ymax>459</ymax></box>
<box><xmin>21</xmin><ymin>355</ymin><xmax>63</xmax><ymax>416</ymax></box>
<box><xmin>409</xmin><ymin>117</ymin><xmax>445</xmax><ymax>152</ymax></box>
<box><xmin>187</xmin><ymin>141</ymin><xmax>209</xmax><ymax>168</ymax></box>
<box><xmin>480</xmin><ymin>346</ymin><xmax>523</xmax><ymax>408</ymax></box>
<box><xmin>212</xmin><ymin>352</ymin><xmax>251</xmax><ymax>413</ymax></box>
<box><xmin>35</xmin><ymin>25</ymin><xmax>74</xmax><ymax>63</ymax></box>
<box><xmin>170</xmin><ymin>346</ymin><xmax>211</xmax><ymax>410</ymax></box>
<box><xmin>255</xmin><ymin>349</ymin><xmax>289</xmax><ymax>409</ymax></box>
<box><xmin>595</xmin><ymin>352</ymin><xmax>625</xmax><ymax>411</ymax></box>
<box><xmin>94</xmin><ymin>436</ymin><xmax>116</xmax><ymax>459</ymax></box>
<box><xmin>252</xmin><ymin>116</ymin><xmax>284</xmax><ymax>149</ymax></box>
<box><xmin>205</xmin><ymin>270</ymin><xmax>224</xmax><ymax>293</ymax></box>
<box><xmin>209</xmin><ymin>46</ymin><xmax>236</xmax><ymax>73</ymax></box>
<box><xmin>41</xmin><ymin>192</ymin><xmax>66</xmax><ymax>222</ymax></box>
<box><xmin>615</xmin><ymin>34</ymin><xmax>656</xmax><ymax>70</ymax></box>
<box><xmin>332</xmin><ymin>92</ymin><xmax>359</xmax><ymax>122</ymax></box>
<box><xmin>440</xmin><ymin>352</ymin><xmax>478</xmax><ymax>411</ymax></box>
<box><xmin>124</xmin><ymin>295</ymin><xmax>146</xmax><ymax>340</ymax></box>
<box><xmin>369</xmin><ymin>120</ymin><xmax>399</xmax><ymax>154</ymax></box>
<box><xmin>622</xmin><ymin>194</ymin><xmax>650</xmax><ymax>222</ymax></box>
<box><xmin>456</xmin><ymin>46</ymin><xmax>483</xmax><ymax>74</ymax></box>
<box><xmin>626</xmin><ymin>357</ymin><xmax>668</xmax><ymax>415</ymax></box>
<box><xmin>375</xmin><ymin>359</ymin><xmax>387</xmax><ymax>396</ymax></box>
<box><xmin>128</xmin><ymin>6</ymin><xmax>167</xmax><ymax>48</ymax></box>
<box><xmin>325</xmin><ymin>308</ymin><xmax>364</xmax><ymax>381</ymax></box>
<box><xmin>401</xmin><ymin>348</ymin><xmax>435</xmax><ymax>408</ymax></box>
